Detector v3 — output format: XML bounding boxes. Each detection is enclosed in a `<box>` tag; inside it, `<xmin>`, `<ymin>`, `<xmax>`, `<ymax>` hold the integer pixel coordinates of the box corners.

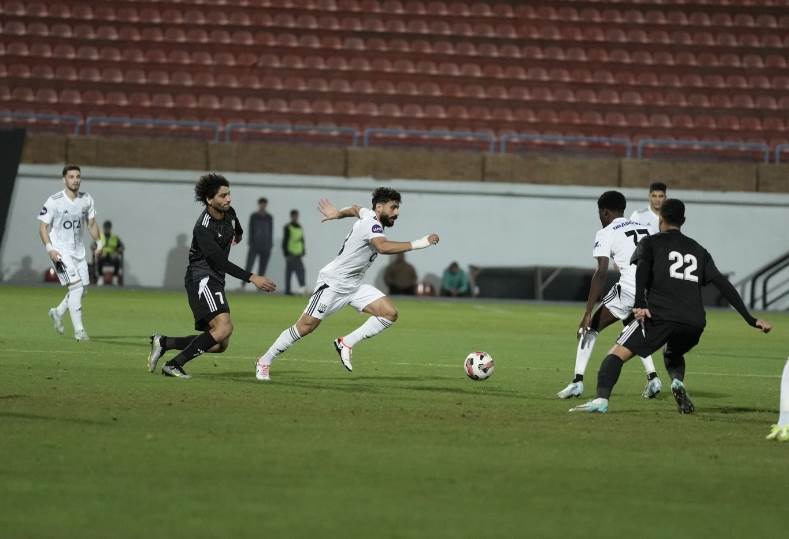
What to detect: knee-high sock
<box><xmin>67</xmin><ymin>283</ymin><xmax>85</xmax><ymax>332</ymax></box>
<box><xmin>55</xmin><ymin>292</ymin><xmax>69</xmax><ymax>317</ymax></box>
<box><xmin>169</xmin><ymin>331</ymin><xmax>217</xmax><ymax>367</ymax></box>
<box><xmin>260</xmin><ymin>326</ymin><xmax>301</xmax><ymax>365</ymax></box>
<box><xmin>162</xmin><ymin>335</ymin><xmax>199</xmax><ymax>351</ymax></box>
<box><xmin>639</xmin><ymin>355</ymin><xmax>657</xmax><ymax>376</ymax></box>
<box><xmin>779</xmin><ymin>358</ymin><xmax>789</xmax><ymax>427</ymax></box>
<box><xmin>597</xmin><ymin>354</ymin><xmax>624</xmax><ymax>399</ymax></box>
<box><xmin>343</xmin><ymin>316</ymin><xmax>394</xmax><ymax>348</ymax></box>
<box><xmin>573</xmin><ymin>330</ymin><xmax>598</xmax><ymax>381</ymax></box>
<box><xmin>664</xmin><ymin>352</ymin><xmax>686</xmax><ymax>382</ymax></box>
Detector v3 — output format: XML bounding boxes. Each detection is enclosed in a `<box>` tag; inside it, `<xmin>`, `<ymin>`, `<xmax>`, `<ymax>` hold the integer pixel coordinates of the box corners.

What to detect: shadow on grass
<box><xmin>0</xmin><ymin>411</ymin><xmax>111</xmax><ymax>425</ymax></box>
<box><xmin>89</xmin><ymin>335</ymin><xmax>145</xmax><ymax>348</ymax></box>
<box><xmin>704</xmin><ymin>405</ymin><xmax>775</xmax><ymax>415</ymax></box>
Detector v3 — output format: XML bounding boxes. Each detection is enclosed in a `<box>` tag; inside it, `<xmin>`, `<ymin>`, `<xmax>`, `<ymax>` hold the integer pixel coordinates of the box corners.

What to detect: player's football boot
<box><xmin>255</xmin><ymin>360</ymin><xmax>271</xmax><ymax>381</ymax></box>
<box><xmin>48</xmin><ymin>308</ymin><xmax>65</xmax><ymax>335</ymax></box>
<box><xmin>162</xmin><ymin>363</ymin><xmax>191</xmax><ymax>379</ymax></box>
<box><xmin>557</xmin><ymin>381</ymin><xmax>584</xmax><ymax>399</ymax></box>
<box><xmin>765</xmin><ymin>425</ymin><xmax>789</xmax><ymax>442</ymax></box>
<box><xmin>74</xmin><ymin>329</ymin><xmax>90</xmax><ymax>342</ymax></box>
<box><xmin>642</xmin><ymin>376</ymin><xmax>662</xmax><ymax>399</ymax></box>
<box><xmin>670</xmin><ymin>379</ymin><xmax>695</xmax><ymax>414</ymax></box>
<box><xmin>569</xmin><ymin>398</ymin><xmax>608</xmax><ymax>413</ymax></box>
<box><xmin>333</xmin><ymin>337</ymin><xmax>353</xmax><ymax>372</ymax></box>
<box><xmin>148</xmin><ymin>333</ymin><xmax>164</xmax><ymax>373</ymax></box>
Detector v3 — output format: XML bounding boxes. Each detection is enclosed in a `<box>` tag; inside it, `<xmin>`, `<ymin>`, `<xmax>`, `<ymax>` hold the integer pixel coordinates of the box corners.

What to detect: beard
<box><xmin>380</xmin><ymin>214</ymin><xmax>397</xmax><ymax>227</ymax></box>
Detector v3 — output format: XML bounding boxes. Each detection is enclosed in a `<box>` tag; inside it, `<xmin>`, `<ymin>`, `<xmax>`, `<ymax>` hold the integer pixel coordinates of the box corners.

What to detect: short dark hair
<box><xmin>660</xmin><ymin>198</ymin><xmax>685</xmax><ymax>226</ymax></box>
<box><xmin>62</xmin><ymin>165</ymin><xmax>80</xmax><ymax>176</ymax></box>
<box><xmin>258</xmin><ymin>197</ymin><xmax>268</xmax><ymax>204</ymax></box>
<box><xmin>649</xmin><ymin>181</ymin><xmax>667</xmax><ymax>193</ymax></box>
<box><xmin>597</xmin><ymin>190</ymin><xmax>626</xmax><ymax>213</ymax></box>
<box><xmin>372</xmin><ymin>187</ymin><xmax>402</xmax><ymax>208</ymax></box>
<box><xmin>290</xmin><ymin>209</ymin><xmax>299</xmax><ymax>216</ymax></box>
<box><xmin>194</xmin><ymin>173</ymin><xmax>229</xmax><ymax>205</ymax></box>
<box><xmin>103</xmin><ymin>220</ymin><xmax>112</xmax><ymax>229</ymax></box>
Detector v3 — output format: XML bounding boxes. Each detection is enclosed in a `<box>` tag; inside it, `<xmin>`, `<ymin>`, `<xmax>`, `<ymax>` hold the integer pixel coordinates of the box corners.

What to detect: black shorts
<box><xmin>617</xmin><ymin>319</ymin><xmax>704</xmax><ymax>359</ymax></box>
<box><xmin>185</xmin><ymin>276</ymin><xmax>230</xmax><ymax>331</ymax></box>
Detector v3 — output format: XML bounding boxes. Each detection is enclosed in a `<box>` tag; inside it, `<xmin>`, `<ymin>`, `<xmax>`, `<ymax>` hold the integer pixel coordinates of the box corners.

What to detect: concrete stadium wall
<box><xmin>3</xmin><ymin>164</ymin><xmax>789</xmax><ymax>293</ymax></box>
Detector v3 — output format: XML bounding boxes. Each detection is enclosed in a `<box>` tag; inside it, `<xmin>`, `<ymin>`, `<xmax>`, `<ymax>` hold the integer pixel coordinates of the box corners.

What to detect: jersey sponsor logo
<box><xmin>372</xmin><ymin>224</ymin><xmax>383</xmax><ymax>234</ymax></box>
<box><xmin>39</xmin><ymin>206</ymin><xmax>47</xmax><ymax>215</ymax></box>
<box><xmin>594</xmin><ymin>241</ymin><xmax>600</xmax><ymax>248</ymax></box>
<box><xmin>317</xmin><ymin>303</ymin><xmax>328</xmax><ymax>314</ymax></box>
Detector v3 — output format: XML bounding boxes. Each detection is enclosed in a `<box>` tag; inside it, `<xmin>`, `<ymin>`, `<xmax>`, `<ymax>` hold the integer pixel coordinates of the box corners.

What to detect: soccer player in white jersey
<box><xmin>766</xmin><ymin>357</ymin><xmax>789</xmax><ymax>442</ymax></box>
<box><xmin>629</xmin><ymin>182</ymin><xmax>667</xmax><ymax>236</ymax></box>
<box><xmin>38</xmin><ymin>165</ymin><xmax>102</xmax><ymax>341</ymax></box>
<box><xmin>557</xmin><ymin>191</ymin><xmax>662</xmax><ymax>399</ymax></box>
<box><xmin>255</xmin><ymin>187</ymin><xmax>440</xmax><ymax>381</ymax></box>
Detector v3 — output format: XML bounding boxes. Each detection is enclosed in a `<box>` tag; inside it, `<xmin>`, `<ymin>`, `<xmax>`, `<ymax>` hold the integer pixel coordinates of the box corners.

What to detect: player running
<box><xmin>148</xmin><ymin>173</ymin><xmax>276</xmax><ymax>379</ymax></box>
<box><xmin>570</xmin><ymin>199</ymin><xmax>772</xmax><ymax>414</ymax></box>
<box><xmin>255</xmin><ymin>187</ymin><xmax>439</xmax><ymax>381</ymax></box>
<box><xmin>39</xmin><ymin>165</ymin><xmax>102</xmax><ymax>341</ymax></box>
<box><xmin>558</xmin><ymin>191</ymin><xmax>662</xmax><ymax>400</ymax></box>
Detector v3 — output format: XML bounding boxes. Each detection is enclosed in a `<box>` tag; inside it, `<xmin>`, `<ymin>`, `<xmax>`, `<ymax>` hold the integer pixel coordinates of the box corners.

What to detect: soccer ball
<box><xmin>464</xmin><ymin>351</ymin><xmax>495</xmax><ymax>381</ymax></box>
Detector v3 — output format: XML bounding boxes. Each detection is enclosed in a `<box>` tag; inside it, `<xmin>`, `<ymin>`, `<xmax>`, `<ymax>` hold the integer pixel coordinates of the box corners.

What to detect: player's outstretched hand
<box><xmin>427</xmin><ymin>233</ymin><xmax>440</xmax><ymax>245</ymax></box>
<box><xmin>250</xmin><ymin>275</ymin><xmax>276</xmax><ymax>292</ymax></box>
<box><xmin>755</xmin><ymin>319</ymin><xmax>772</xmax><ymax>333</ymax></box>
<box><xmin>318</xmin><ymin>198</ymin><xmax>339</xmax><ymax>221</ymax></box>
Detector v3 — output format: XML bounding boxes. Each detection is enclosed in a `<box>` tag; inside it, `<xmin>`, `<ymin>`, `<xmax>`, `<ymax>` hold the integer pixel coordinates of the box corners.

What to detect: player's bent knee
<box><xmin>383</xmin><ymin>307</ymin><xmax>398</xmax><ymax>322</ymax></box>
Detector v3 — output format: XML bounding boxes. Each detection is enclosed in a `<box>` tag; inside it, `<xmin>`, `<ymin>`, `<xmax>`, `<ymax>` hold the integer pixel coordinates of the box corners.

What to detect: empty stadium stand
<box><xmin>1</xmin><ymin>0</ymin><xmax>788</xmax><ymax>155</ymax></box>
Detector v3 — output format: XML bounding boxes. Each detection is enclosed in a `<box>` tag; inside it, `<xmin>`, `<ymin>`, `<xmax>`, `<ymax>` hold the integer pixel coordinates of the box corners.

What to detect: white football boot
<box><xmin>557</xmin><ymin>381</ymin><xmax>584</xmax><ymax>399</ymax></box>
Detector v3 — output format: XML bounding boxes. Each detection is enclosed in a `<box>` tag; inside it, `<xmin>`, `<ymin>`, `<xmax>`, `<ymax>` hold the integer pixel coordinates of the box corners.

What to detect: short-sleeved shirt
<box><xmin>185</xmin><ymin>208</ymin><xmax>250</xmax><ymax>286</ymax></box>
<box><xmin>37</xmin><ymin>190</ymin><xmax>96</xmax><ymax>259</ymax></box>
<box><xmin>592</xmin><ymin>217</ymin><xmax>651</xmax><ymax>292</ymax></box>
<box><xmin>317</xmin><ymin>207</ymin><xmax>386</xmax><ymax>293</ymax></box>
<box><xmin>630</xmin><ymin>230</ymin><xmax>722</xmax><ymax>328</ymax></box>
<box><xmin>629</xmin><ymin>207</ymin><xmax>660</xmax><ymax>236</ymax></box>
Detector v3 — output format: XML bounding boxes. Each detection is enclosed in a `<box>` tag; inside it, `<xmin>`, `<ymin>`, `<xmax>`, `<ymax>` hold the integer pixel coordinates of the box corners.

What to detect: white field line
<box><xmin>0</xmin><ymin>349</ymin><xmax>781</xmax><ymax>379</ymax></box>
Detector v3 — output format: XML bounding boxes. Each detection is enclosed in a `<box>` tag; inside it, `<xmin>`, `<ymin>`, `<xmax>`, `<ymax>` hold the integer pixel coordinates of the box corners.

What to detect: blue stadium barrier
<box><xmin>225</xmin><ymin>123</ymin><xmax>359</xmax><ymax>146</ymax></box>
<box><xmin>637</xmin><ymin>138</ymin><xmax>770</xmax><ymax>163</ymax></box>
<box><xmin>499</xmin><ymin>133</ymin><xmax>632</xmax><ymax>157</ymax></box>
<box><xmin>0</xmin><ymin>111</ymin><xmax>81</xmax><ymax>135</ymax></box>
<box><xmin>85</xmin><ymin>116</ymin><xmax>221</xmax><ymax>142</ymax></box>
<box><xmin>774</xmin><ymin>144</ymin><xmax>789</xmax><ymax>164</ymax></box>
<box><xmin>363</xmin><ymin>128</ymin><xmax>496</xmax><ymax>152</ymax></box>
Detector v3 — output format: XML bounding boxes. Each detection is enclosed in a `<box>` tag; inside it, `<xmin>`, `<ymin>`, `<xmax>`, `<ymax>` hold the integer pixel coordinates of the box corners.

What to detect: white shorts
<box><xmin>601</xmin><ymin>283</ymin><xmax>635</xmax><ymax>320</ymax></box>
<box><xmin>303</xmin><ymin>282</ymin><xmax>386</xmax><ymax>320</ymax></box>
<box><xmin>52</xmin><ymin>253</ymin><xmax>90</xmax><ymax>287</ymax></box>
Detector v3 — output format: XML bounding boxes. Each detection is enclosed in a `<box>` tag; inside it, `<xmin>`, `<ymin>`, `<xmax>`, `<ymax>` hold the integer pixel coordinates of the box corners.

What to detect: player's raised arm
<box><xmin>370</xmin><ymin>234</ymin><xmax>439</xmax><ymax>255</ymax></box>
<box><xmin>319</xmin><ymin>198</ymin><xmax>360</xmax><ymax>221</ymax></box>
<box><xmin>703</xmin><ymin>252</ymin><xmax>772</xmax><ymax>333</ymax></box>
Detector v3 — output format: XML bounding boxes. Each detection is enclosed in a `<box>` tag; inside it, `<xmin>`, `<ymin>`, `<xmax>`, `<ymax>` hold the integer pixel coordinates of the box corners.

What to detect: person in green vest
<box><xmin>97</xmin><ymin>220</ymin><xmax>124</xmax><ymax>285</ymax></box>
<box><xmin>282</xmin><ymin>209</ymin><xmax>306</xmax><ymax>295</ymax></box>
<box><xmin>440</xmin><ymin>261</ymin><xmax>471</xmax><ymax>297</ymax></box>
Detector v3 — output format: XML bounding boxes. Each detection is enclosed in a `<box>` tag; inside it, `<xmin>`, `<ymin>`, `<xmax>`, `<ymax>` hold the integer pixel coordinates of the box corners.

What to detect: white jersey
<box><xmin>38</xmin><ymin>190</ymin><xmax>96</xmax><ymax>259</ymax></box>
<box><xmin>592</xmin><ymin>217</ymin><xmax>651</xmax><ymax>291</ymax></box>
<box><xmin>629</xmin><ymin>207</ymin><xmax>660</xmax><ymax>236</ymax></box>
<box><xmin>317</xmin><ymin>208</ymin><xmax>386</xmax><ymax>293</ymax></box>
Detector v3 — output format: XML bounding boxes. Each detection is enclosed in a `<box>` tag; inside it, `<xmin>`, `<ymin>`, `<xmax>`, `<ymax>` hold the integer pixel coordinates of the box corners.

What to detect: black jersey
<box><xmin>185</xmin><ymin>208</ymin><xmax>251</xmax><ymax>286</ymax></box>
<box><xmin>630</xmin><ymin>230</ymin><xmax>722</xmax><ymax>328</ymax></box>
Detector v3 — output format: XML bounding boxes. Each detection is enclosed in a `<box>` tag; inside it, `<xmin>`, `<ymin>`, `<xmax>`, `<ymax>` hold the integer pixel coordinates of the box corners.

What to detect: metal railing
<box><xmin>500</xmin><ymin>133</ymin><xmax>632</xmax><ymax>157</ymax></box>
<box><xmin>363</xmin><ymin>127</ymin><xmax>496</xmax><ymax>152</ymax></box>
<box><xmin>0</xmin><ymin>111</ymin><xmax>81</xmax><ymax>135</ymax></box>
<box><xmin>225</xmin><ymin>122</ymin><xmax>359</xmax><ymax>146</ymax></box>
<box><xmin>637</xmin><ymin>138</ymin><xmax>771</xmax><ymax>163</ymax></box>
<box><xmin>85</xmin><ymin>116</ymin><xmax>221</xmax><ymax>142</ymax></box>
<box><xmin>775</xmin><ymin>144</ymin><xmax>789</xmax><ymax>164</ymax></box>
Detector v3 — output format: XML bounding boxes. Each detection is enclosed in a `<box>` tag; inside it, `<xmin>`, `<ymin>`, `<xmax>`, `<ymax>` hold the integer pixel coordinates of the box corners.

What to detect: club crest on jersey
<box><xmin>372</xmin><ymin>224</ymin><xmax>383</xmax><ymax>233</ymax></box>
<box><xmin>317</xmin><ymin>303</ymin><xmax>327</xmax><ymax>314</ymax></box>
<box><xmin>39</xmin><ymin>207</ymin><xmax>47</xmax><ymax>215</ymax></box>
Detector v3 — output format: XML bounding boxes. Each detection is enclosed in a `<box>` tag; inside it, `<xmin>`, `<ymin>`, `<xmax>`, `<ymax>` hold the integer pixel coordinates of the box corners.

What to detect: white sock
<box><xmin>260</xmin><ymin>326</ymin><xmax>301</xmax><ymax>365</ymax></box>
<box><xmin>67</xmin><ymin>284</ymin><xmax>85</xmax><ymax>332</ymax></box>
<box><xmin>779</xmin><ymin>358</ymin><xmax>789</xmax><ymax>426</ymax></box>
<box><xmin>640</xmin><ymin>355</ymin><xmax>657</xmax><ymax>376</ymax></box>
<box><xmin>573</xmin><ymin>330</ymin><xmax>598</xmax><ymax>378</ymax></box>
<box><xmin>55</xmin><ymin>292</ymin><xmax>69</xmax><ymax>317</ymax></box>
<box><xmin>343</xmin><ymin>316</ymin><xmax>394</xmax><ymax>348</ymax></box>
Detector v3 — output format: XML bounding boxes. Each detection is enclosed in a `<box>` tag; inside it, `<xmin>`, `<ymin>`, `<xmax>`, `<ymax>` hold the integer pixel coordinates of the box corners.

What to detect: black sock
<box><xmin>647</xmin><ymin>371</ymin><xmax>658</xmax><ymax>381</ymax></box>
<box><xmin>162</xmin><ymin>335</ymin><xmax>198</xmax><ymax>351</ymax></box>
<box><xmin>573</xmin><ymin>374</ymin><xmax>584</xmax><ymax>383</ymax></box>
<box><xmin>168</xmin><ymin>332</ymin><xmax>217</xmax><ymax>367</ymax></box>
<box><xmin>597</xmin><ymin>354</ymin><xmax>624</xmax><ymax>399</ymax></box>
<box><xmin>664</xmin><ymin>353</ymin><xmax>686</xmax><ymax>382</ymax></box>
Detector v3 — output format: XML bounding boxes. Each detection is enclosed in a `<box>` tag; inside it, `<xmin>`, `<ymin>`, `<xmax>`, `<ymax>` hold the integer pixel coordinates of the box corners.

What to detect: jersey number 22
<box><xmin>668</xmin><ymin>251</ymin><xmax>698</xmax><ymax>282</ymax></box>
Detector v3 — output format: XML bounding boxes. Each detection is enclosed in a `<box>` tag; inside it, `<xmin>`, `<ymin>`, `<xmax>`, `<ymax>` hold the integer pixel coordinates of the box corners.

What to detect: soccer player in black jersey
<box><xmin>571</xmin><ymin>198</ymin><xmax>772</xmax><ymax>414</ymax></box>
<box><xmin>147</xmin><ymin>174</ymin><xmax>276</xmax><ymax>379</ymax></box>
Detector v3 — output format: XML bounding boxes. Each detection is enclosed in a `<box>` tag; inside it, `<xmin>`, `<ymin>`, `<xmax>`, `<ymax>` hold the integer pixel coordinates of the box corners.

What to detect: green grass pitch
<box><xmin>1</xmin><ymin>285</ymin><xmax>787</xmax><ymax>538</ymax></box>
